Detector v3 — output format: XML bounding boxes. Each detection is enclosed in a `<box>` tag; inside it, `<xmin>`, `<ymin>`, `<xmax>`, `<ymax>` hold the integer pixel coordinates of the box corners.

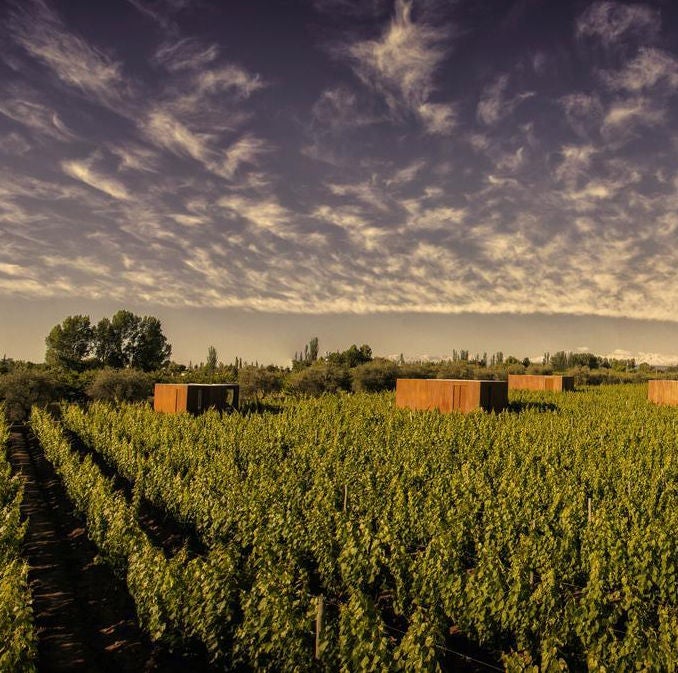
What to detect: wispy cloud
<box><xmin>9</xmin><ymin>0</ymin><xmax>127</xmax><ymax>107</ymax></box>
<box><xmin>0</xmin><ymin>96</ymin><xmax>74</xmax><ymax>141</ymax></box>
<box><xmin>216</xmin><ymin>193</ymin><xmax>303</xmax><ymax>242</ymax></box>
<box><xmin>125</xmin><ymin>0</ymin><xmax>194</xmax><ymax>32</ymax></box>
<box><xmin>62</xmin><ymin>157</ymin><xmax>131</xmax><ymax>200</ymax></box>
<box><xmin>154</xmin><ymin>38</ymin><xmax>220</xmax><ymax>72</ymax></box>
<box><xmin>195</xmin><ymin>65</ymin><xmax>264</xmax><ymax>99</ymax></box>
<box><xmin>142</xmin><ymin>109</ymin><xmax>209</xmax><ymax>163</ymax></box>
<box><xmin>554</xmin><ymin>145</ymin><xmax>597</xmax><ymax>183</ymax></box>
<box><xmin>600</xmin><ymin>47</ymin><xmax>678</xmax><ymax>92</ymax></box>
<box><xmin>0</xmin><ymin>132</ymin><xmax>31</xmax><ymax>155</ymax></box>
<box><xmin>576</xmin><ymin>1</ymin><xmax>660</xmax><ymax>46</ymax></box>
<box><xmin>477</xmin><ymin>74</ymin><xmax>534</xmax><ymax>126</ymax></box>
<box><xmin>219</xmin><ymin>134</ymin><xmax>270</xmax><ymax>178</ymax></box>
<box><xmin>141</xmin><ymin>109</ymin><xmax>269</xmax><ymax>179</ymax></box>
<box><xmin>559</xmin><ymin>93</ymin><xmax>604</xmax><ymax>137</ymax></box>
<box><xmin>602</xmin><ymin>97</ymin><xmax>665</xmax><ymax>133</ymax></box>
<box><xmin>311</xmin><ymin>86</ymin><xmax>377</xmax><ymax>130</ymax></box>
<box><xmin>108</xmin><ymin>144</ymin><xmax>159</xmax><ymax>173</ymax></box>
<box><xmin>342</xmin><ymin>0</ymin><xmax>457</xmax><ymax>134</ymax></box>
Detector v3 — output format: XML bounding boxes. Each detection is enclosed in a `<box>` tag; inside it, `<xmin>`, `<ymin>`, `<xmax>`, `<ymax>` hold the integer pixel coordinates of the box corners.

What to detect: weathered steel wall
<box><xmin>153</xmin><ymin>383</ymin><xmax>188</xmax><ymax>413</ymax></box>
<box><xmin>508</xmin><ymin>375</ymin><xmax>574</xmax><ymax>392</ymax></box>
<box><xmin>154</xmin><ymin>383</ymin><xmax>239</xmax><ymax>414</ymax></box>
<box><xmin>395</xmin><ymin>379</ymin><xmax>508</xmax><ymax>414</ymax></box>
<box><xmin>648</xmin><ymin>380</ymin><xmax>678</xmax><ymax>406</ymax></box>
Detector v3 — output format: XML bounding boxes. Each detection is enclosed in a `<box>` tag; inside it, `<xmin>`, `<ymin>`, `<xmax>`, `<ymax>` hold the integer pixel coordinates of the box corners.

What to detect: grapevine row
<box><xmin>0</xmin><ymin>408</ymin><xmax>36</xmax><ymax>673</ymax></box>
<box><xmin>59</xmin><ymin>386</ymin><xmax>678</xmax><ymax>670</ymax></box>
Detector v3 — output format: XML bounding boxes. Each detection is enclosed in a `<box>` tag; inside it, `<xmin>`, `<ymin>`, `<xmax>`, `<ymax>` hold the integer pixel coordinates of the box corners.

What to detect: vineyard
<box><xmin>20</xmin><ymin>384</ymin><xmax>678</xmax><ymax>671</ymax></box>
<box><xmin>0</xmin><ymin>408</ymin><xmax>36</xmax><ymax>672</ymax></box>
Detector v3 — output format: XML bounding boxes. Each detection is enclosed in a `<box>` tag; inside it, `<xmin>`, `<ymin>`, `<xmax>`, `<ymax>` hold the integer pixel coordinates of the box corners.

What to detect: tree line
<box><xmin>0</xmin><ymin>312</ymin><xmax>675</xmax><ymax>421</ymax></box>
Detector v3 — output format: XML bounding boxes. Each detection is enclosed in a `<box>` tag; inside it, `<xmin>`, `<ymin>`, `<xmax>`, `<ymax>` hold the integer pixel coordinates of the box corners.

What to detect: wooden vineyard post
<box><xmin>587</xmin><ymin>497</ymin><xmax>592</xmax><ymax>523</ymax></box>
<box><xmin>315</xmin><ymin>595</ymin><xmax>324</xmax><ymax>660</ymax></box>
<box><xmin>343</xmin><ymin>484</ymin><xmax>348</xmax><ymax>512</ymax></box>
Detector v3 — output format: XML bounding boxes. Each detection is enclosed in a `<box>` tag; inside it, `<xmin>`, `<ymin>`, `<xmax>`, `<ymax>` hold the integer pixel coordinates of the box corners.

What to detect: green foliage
<box><xmin>45</xmin><ymin>310</ymin><xmax>173</xmax><ymax>372</ymax></box>
<box><xmin>101</xmin><ymin>310</ymin><xmax>171</xmax><ymax>371</ymax></box>
<box><xmin>0</xmin><ymin>407</ymin><xmax>36</xmax><ymax>672</ymax></box>
<box><xmin>238</xmin><ymin>365</ymin><xmax>283</xmax><ymax>401</ymax></box>
<box><xmin>326</xmin><ymin>344</ymin><xmax>373</xmax><ymax>369</ymax></box>
<box><xmin>86</xmin><ymin>369</ymin><xmax>153</xmax><ymax>403</ymax></box>
<box><xmin>205</xmin><ymin>346</ymin><xmax>218</xmax><ymax>373</ymax></box>
<box><xmin>351</xmin><ymin>359</ymin><xmax>398</xmax><ymax>393</ymax></box>
<box><xmin>34</xmin><ymin>386</ymin><xmax>678</xmax><ymax>670</ymax></box>
<box><xmin>45</xmin><ymin>314</ymin><xmax>93</xmax><ymax>371</ymax></box>
<box><xmin>0</xmin><ymin>370</ymin><xmax>63</xmax><ymax>422</ymax></box>
<box><xmin>285</xmin><ymin>362</ymin><xmax>351</xmax><ymax>396</ymax></box>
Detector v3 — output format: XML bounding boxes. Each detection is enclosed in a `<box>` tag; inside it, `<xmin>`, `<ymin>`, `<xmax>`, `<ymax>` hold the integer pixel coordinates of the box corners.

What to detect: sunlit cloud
<box><xmin>0</xmin><ymin>97</ymin><xmax>75</xmax><ymax>141</ymax></box>
<box><xmin>602</xmin><ymin>97</ymin><xmax>664</xmax><ymax>132</ymax></box>
<box><xmin>342</xmin><ymin>0</ymin><xmax>457</xmax><ymax>134</ymax></box>
<box><xmin>600</xmin><ymin>47</ymin><xmax>678</xmax><ymax>92</ymax></box>
<box><xmin>576</xmin><ymin>1</ymin><xmax>660</xmax><ymax>46</ymax></box>
<box><xmin>62</xmin><ymin>158</ymin><xmax>131</xmax><ymax>200</ymax></box>
<box><xmin>9</xmin><ymin>0</ymin><xmax>127</xmax><ymax>107</ymax></box>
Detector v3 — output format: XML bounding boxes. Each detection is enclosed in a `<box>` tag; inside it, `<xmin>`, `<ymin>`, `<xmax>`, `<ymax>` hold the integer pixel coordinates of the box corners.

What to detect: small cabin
<box><xmin>648</xmin><ymin>380</ymin><xmax>678</xmax><ymax>406</ymax></box>
<box><xmin>153</xmin><ymin>383</ymin><xmax>239</xmax><ymax>414</ymax></box>
<box><xmin>508</xmin><ymin>375</ymin><xmax>575</xmax><ymax>392</ymax></box>
<box><xmin>396</xmin><ymin>379</ymin><xmax>508</xmax><ymax>414</ymax></box>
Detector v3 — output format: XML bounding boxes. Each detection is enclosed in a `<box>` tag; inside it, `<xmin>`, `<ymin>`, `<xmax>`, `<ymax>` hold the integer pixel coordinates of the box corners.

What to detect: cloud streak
<box><xmin>342</xmin><ymin>0</ymin><xmax>457</xmax><ymax>134</ymax></box>
<box><xmin>9</xmin><ymin>0</ymin><xmax>127</xmax><ymax>107</ymax></box>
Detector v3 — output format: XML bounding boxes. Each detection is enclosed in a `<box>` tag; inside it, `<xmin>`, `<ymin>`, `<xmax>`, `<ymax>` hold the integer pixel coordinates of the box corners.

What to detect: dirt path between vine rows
<box><xmin>7</xmin><ymin>424</ymin><xmax>210</xmax><ymax>673</ymax></box>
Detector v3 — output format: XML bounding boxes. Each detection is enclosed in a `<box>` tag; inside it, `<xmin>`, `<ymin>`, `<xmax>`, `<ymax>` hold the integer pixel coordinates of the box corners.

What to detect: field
<box><xmin>10</xmin><ymin>384</ymin><xmax>678</xmax><ymax>671</ymax></box>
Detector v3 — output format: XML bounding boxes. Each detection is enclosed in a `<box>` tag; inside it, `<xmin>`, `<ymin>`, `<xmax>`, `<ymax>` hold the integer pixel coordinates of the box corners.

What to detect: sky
<box><xmin>0</xmin><ymin>0</ymin><xmax>677</xmax><ymax>365</ymax></box>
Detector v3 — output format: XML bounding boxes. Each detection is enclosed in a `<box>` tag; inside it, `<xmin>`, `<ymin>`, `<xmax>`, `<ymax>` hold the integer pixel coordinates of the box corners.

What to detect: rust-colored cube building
<box><xmin>153</xmin><ymin>383</ymin><xmax>239</xmax><ymax>414</ymax></box>
<box><xmin>508</xmin><ymin>375</ymin><xmax>575</xmax><ymax>392</ymax></box>
<box><xmin>395</xmin><ymin>379</ymin><xmax>508</xmax><ymax>414</ymax></box>
<box><xmin>648</xmin><ymin>380</ymin><xmax>678</xmax><ymax>406</ymax></box>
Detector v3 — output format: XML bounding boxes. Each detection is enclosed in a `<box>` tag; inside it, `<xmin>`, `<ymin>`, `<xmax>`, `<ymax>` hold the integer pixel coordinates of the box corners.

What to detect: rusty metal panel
<box><xmin>396</xmin><ymin>379</ymin><xmax>507</xmax><ymax>414</ymax></box>
<box><xmin>154</xmin><ymin>384</ymin><xmax>181</xmax><ymax>413</ymax></box>
<box><xmin>648</xmin><ymin>380</ymin><xmax>678</xmax><ymax>406</ymax></box>
<box><xmin>508</xmin><ymin>375</ymin><xmax>574</xmax><ymax>392</ymax></box>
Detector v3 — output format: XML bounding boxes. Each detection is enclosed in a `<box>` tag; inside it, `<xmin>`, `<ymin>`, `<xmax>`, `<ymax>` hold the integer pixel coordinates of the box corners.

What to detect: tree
<box><xmin>45</xmin><ymin>315</ymin><xmax>93</xmax><ymax>371</ymax></box>
<box><xmin>206</xmin><ymin>346</ymin><xmax>218</xmax><ymax>373</ymax></box>
<box><xmin>293</xmin><ymin>337</ymin><xmax>320</xmax><ymax>369</ymax></box>
<box><xmin>93</xmin><ymin>318</ymin><xmax>122</xmax><ymax>367</ymax></box>
<box><xmin>308</xmin><ymin>337</ymin><xmax>319</xmax><ymax>363</ymax></box>
<box><xmin>326</xmin><ymin>344</ymin><xmax>372</xmax><ymax>368</ymax></box>
<box><xmin>550</xmin><ymin>351</ymin><xmax>568</xmax><ymax>371</ymax></box>
<box><xmin>93</xmin><ymin>310</ymin><xmax>171</xmax><ymax>371</ymax></box>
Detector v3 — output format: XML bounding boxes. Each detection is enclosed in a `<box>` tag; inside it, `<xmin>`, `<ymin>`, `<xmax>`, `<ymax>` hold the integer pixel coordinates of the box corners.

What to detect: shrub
<box><xmin>351</xmin><ymin>359</ymin><xmax>398</xmax><ymax>393</ymax></box>
<box><xmin>0</xmin><ymin>370</ymin><xmax>63</xmax><ymax>422</ymax></box>
<box><xmin>86</xmin><ymin>369</ymin><xmax>153</xmax><ymax>403</ymax></box>
<box><xmin>285</xmin><ymin>362</ymin><xmax>350</xmax><ymax>396</ymax></box>
<box><xmin>238</xmin><ymin>366</ymin><xmax>284</xmax><ymax>401</ymax></box>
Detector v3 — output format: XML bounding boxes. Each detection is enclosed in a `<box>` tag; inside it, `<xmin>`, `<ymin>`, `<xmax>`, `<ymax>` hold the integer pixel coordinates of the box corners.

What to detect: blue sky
<box><xmin>1</xmin><ymin>0</ymin><xmax>677</xmax><ymax>364</ymax></box>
